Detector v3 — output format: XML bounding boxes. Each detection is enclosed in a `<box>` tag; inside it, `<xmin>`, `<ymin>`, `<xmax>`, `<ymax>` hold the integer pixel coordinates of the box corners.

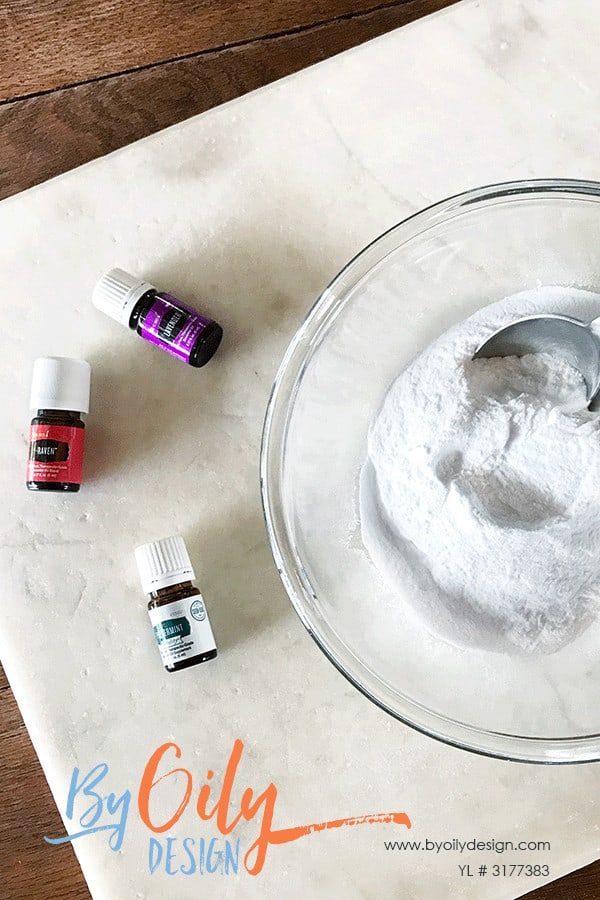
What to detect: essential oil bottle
<box><xmin>135</xmin><ymin>535</ymin><xmax>217</xmax><ymax>672</ymax></box>
<box><xmin>93</xmin><ymin>268</ymin><xmax>223</xmax><ymax>367</ymax></box>
<box><xmin>26</xmin><ymin>357</ymin><xmax>91</xmax><ymax>492</ymax></box>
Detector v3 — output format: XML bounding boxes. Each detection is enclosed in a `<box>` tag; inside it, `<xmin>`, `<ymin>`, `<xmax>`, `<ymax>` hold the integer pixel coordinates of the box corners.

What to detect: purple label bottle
<box><xmin>93</xmin><ymin>268</ymin><xmax>223</xmax><ymax>367</ymax></box>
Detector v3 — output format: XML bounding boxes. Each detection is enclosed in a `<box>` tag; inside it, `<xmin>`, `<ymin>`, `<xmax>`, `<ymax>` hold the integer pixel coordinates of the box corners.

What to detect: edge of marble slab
<box><xmin>0</xmin><ymin>0</ymin><xmax>468</xmax><ymax>744</ymax></box>
<box><xmin>0</xmin><ymin>0</ymin><xmax>467</xmax><ymax>746</ymax></box>
<box><xmin>0</xmin><ymin>0</ymin><xmax>465</xmax><ymax>212</ymax></box>
<box><xmin>0</xmin><ymin>0</ymin><xmax>471</xmax><ymax>868</ymax></box>
<box><xmin>6</xmin><ymin>1</ymin><xmax>598</xmax><ymax>897</ymax></box>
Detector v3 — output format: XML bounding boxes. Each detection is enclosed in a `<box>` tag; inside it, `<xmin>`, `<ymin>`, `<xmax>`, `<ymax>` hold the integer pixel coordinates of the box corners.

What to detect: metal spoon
<box><xmin>473</xmin><ymin>313</ymin><xmax>600</xmax><ymax>404</ymax></box>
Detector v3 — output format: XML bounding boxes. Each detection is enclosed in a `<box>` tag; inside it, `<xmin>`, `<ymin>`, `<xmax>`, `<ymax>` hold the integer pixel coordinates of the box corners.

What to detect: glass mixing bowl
<box><xmin>261</xmin><ymin>179</ymin><xmax>600</xmax><ymax>763</ymax></box>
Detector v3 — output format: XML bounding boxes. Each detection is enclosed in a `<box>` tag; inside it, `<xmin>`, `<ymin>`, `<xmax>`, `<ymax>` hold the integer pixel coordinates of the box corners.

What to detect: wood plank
<box><xmin>0</xmin><ymin>1</ymin><xmax>457</xmax><ymax>199</ymax></box>
<box><xmin>524</xmin><ymin>861</ymin><xmax>600</xmax><ymax>900</ymax></box>
<box><xmin>1</xmin><ymin>0</ymin><xmax>599</xmax><ymax>897</ymax></box>
<box><xmin>0</xmin><ymin>0</ymin><xmax>456</xmax><ymax>102</ymax></box>
<box><xmin>0</xmin><ymin>665</ymin><xmax>89</xmax><ymax>899</ymax></box>
<box><xmin>3</xmin><ymin>652</ymin><xmax>600</xmax><ymax>900</ymax></box>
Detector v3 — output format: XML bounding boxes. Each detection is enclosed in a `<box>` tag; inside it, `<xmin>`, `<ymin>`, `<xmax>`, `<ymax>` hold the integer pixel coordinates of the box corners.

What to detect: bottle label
<box><xmin>27</xmin><ymin>424</ymin><xmax>85</xmax><ymax>484</ymax></box>
<box><xmin>139</xmin><ymin>293</ymin><xmax>214</xmax><ymax>363</ymax></box>
<box><xmin>149</xmin><ymin>595</ymin><xmax>216</xmax><ymax>668</ymax></box>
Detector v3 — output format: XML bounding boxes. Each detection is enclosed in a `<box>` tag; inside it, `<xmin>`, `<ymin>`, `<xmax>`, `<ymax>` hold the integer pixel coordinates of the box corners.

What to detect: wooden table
<box><xmin>0</xmin><ymin>2</ymin><xmax>597</xmax><ymax>897</ymax></box>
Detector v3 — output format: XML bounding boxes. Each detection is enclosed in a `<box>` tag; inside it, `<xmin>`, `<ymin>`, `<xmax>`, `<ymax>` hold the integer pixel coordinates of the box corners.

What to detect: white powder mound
<box><xmin>360</xmin><ymin>287</ymin><xmax>600</xmax><ymax>654</ymax></box>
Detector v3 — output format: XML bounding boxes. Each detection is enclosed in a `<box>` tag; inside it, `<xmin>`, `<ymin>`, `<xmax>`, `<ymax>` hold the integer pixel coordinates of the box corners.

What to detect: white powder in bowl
<box><xmin>360</xmin><ymin>287</ymin><xmax>600</xmax><ymax>654</ymax></box>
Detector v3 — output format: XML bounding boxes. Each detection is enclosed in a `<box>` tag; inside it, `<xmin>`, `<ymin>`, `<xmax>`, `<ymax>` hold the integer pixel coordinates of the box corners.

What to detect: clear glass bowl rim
<box><xmin>260</xmin><ymin>178</ymin><xmax>600</xmax><ymax>764</ymax></box>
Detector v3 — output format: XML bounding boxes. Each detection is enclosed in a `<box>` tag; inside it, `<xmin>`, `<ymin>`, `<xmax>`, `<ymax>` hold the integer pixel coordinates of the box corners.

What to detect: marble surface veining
<box><xmin>1</xmin><ymin>1</ymin><xmax>600</xmax><ymax>897</ymax></box>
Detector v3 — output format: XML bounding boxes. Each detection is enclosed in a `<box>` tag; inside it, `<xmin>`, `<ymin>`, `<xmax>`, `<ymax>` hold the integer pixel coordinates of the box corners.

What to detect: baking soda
<box><xmin>360</xmin><ymin>287</ymin><xmax>600</xmax><ymax>654</ymax></box>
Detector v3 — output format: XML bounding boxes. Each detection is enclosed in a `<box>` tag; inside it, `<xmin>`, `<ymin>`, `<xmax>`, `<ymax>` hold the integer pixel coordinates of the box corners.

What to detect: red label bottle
<box><xmin>26</xmin><ymin>357</ymin><xmax>91</xmax><ymax>493</ymax></box>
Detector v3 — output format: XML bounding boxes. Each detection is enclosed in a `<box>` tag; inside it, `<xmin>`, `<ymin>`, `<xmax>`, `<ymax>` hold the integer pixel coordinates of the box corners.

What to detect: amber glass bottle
<box><xmin>26</xmin><ymin>357</ymin><xmax>91</xmax><ymax>492</ymax></box>
<box><xmin>135</xmin><ymin>536</ymin><xmax>217</xmax><ymax>672</ymax></box>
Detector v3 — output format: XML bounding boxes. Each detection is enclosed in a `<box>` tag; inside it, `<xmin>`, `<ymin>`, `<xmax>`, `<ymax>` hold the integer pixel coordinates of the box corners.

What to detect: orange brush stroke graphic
<box><xmin>138</xmin><ymin>740</ymin><xmax>412</xmax><ymax>875</ymax></box>
<box><xmin>270</xmin><ymin>811</ymin><xmax>412</xmax><ymax>844</ymax></box>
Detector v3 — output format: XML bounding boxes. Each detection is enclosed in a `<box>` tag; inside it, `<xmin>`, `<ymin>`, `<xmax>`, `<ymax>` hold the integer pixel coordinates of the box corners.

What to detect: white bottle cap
<box><xmin>30</xmin><ymin>357</ymin><xmax>91</xmax><ymax>413</ymax></box>
<box><xmin>135</xmin><ymin>535</ymin><xmax>196</xmax><ymax>594</ymax></box>
<box><xmin>93</xmin><ymin>268</ymin><xmax>156</xmax><ymax>327</ymax></box>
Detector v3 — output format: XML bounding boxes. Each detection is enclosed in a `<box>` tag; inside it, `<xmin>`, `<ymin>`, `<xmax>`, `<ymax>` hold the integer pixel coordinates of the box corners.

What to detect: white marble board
<box><xmin>1</xmin><ymin>0</ymin><xmax>599</xmax><ymax>897</ymax></box>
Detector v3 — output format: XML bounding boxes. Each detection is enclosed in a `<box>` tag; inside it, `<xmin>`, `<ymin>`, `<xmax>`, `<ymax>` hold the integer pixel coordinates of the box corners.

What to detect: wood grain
<box><xmin>3</xmin><ymin>649</ymin><xmax>599</xmax><ymax>900</ymax></box>
<box><xmin>0</xmin><ymin>0</ymin><xmax>456</xmax><ymax>101</ymax></box>
<box><xmin>0</xmin><ymin>666</ymin><xmax>89</xmax><ymax>899</ymax></box>
<box><xmin>2</xmin><ymin>650</ymin><xmax>599</xmax><ymax>900</ymax></box>
<box><xmin>524</xmin><ymin>862</ymin><xmax>600</xmax><ymax>900</ymax></box>
<box><xmin>0</xmin><ymin>2</ymin><xmax>456</xmax><ymax>199</ymax></box>
<box><xmin>1</xmin><ymin>0</ymin><xmax>599</xmax><ymax>898</ymax></box>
